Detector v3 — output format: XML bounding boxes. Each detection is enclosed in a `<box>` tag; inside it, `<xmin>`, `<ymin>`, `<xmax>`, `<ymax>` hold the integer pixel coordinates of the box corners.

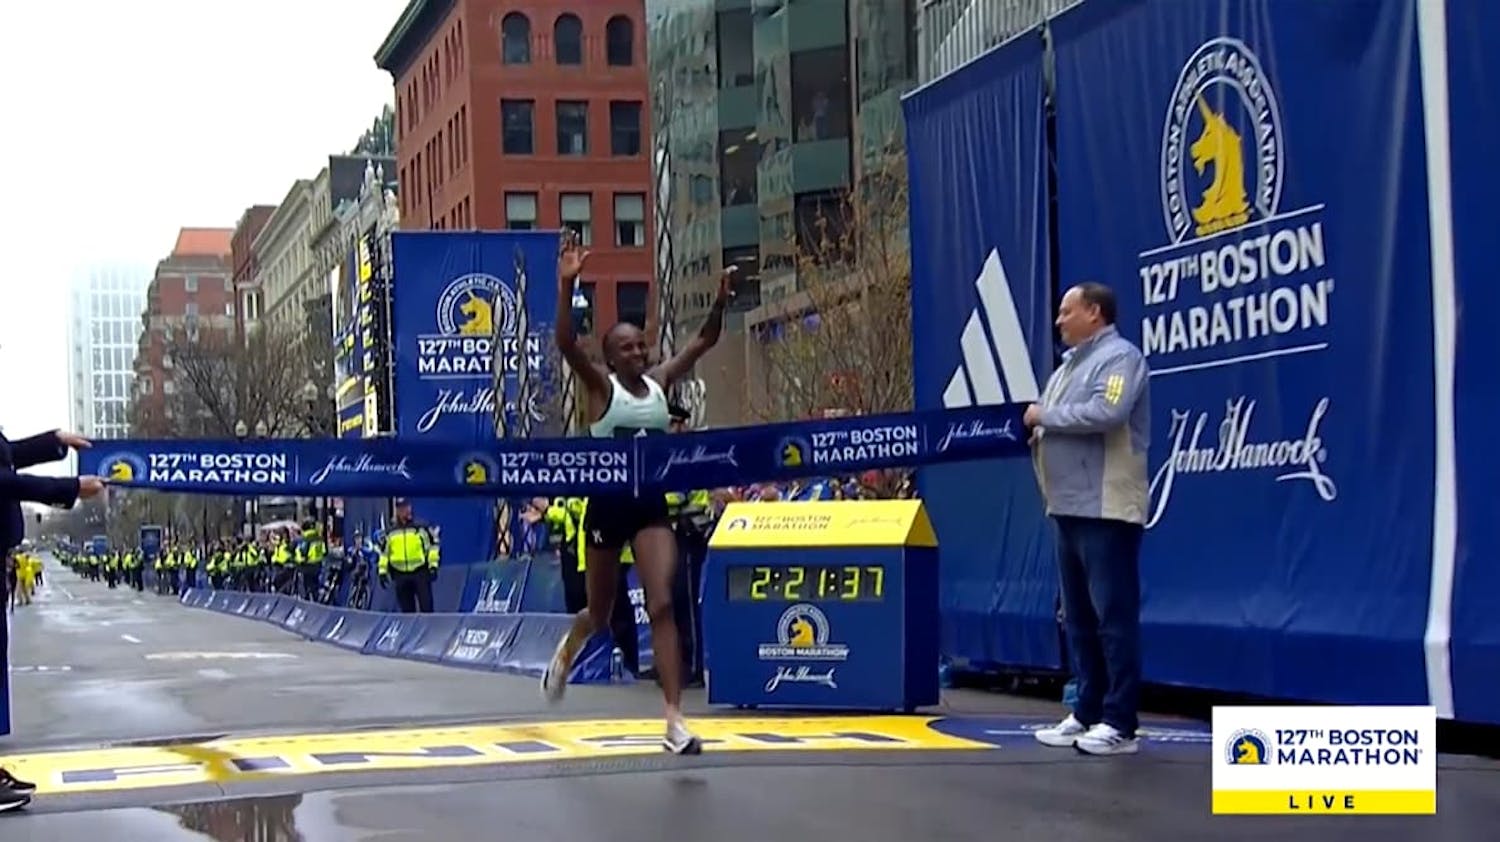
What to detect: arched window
<box><xmin>605</xmin><ymin>15</ymin><xmax>633</xmax><ymax>66</ymax></box>
<box><xmin>554</xmin><ymin>14</ymin><xmax>583</xmax><ymax>65</ymax></box>
<box><xmin>502</xmin><ymin>13</ymin><xmax>531</xmax><ymax>64</ymax></box>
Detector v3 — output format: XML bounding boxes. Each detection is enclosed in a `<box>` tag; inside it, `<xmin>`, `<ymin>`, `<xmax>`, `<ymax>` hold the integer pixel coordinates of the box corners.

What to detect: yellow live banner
<box><xmin>1212</xmin><ymin>790</ymin><xmax>1437</xmax><ymax>815</ymax></box>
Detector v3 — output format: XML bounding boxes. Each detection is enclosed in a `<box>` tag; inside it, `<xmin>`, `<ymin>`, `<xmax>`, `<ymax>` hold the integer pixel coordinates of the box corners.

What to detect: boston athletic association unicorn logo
<box><xmin>456</xmin><ymin>289</ymin><xmax>492</xmax><ymax>336</ymax></box>
<box><xmin>1189</xmin><ymin>94</ymin><xmax>1251</xmax><ymax>236</ymax></box>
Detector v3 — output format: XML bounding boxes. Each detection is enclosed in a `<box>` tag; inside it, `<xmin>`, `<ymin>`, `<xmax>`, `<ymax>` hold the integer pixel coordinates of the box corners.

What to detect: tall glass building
<box><xmin>647</xmin><ymin>0</ymin><xmax>917</xmax><ymax>422</ymax></box>
<box><xmin>67</xmin><ymin>264</ymin><xmax>151</xmax><ymax>439</ymax></box>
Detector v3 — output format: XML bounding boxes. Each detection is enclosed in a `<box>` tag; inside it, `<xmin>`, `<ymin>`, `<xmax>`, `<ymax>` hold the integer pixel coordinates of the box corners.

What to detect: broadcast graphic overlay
<box><xmin>1212</xmin><ymin>705</ymin><xmax>1436</xmax><ymax>815</ymax></box>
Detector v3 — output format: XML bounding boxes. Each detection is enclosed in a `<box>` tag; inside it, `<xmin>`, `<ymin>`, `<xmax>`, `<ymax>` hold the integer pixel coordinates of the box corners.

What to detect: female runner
<box><xmin>542</xmin><ymin>236</ymin><xmax>733</xmax><ymax>755</ymax></box>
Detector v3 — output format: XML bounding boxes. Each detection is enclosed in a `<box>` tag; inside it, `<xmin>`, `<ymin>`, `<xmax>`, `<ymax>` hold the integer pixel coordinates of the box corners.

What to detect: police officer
<box><xmin>379</xmin><ymin>498</ymin><xmax>440</xmax><ymax>613</ymax></box>
<box><xmin>299</xmin><ymin>521</ymin><xmax>326</xmax><ymax>600</ymax></box>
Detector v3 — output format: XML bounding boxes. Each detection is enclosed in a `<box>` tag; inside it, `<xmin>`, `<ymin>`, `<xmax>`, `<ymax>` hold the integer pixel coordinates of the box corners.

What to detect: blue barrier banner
<box><xmin>389</xmin><ymin>230</ymin><xmax>562</xmax><ymax>584</ymax></box>
<box><xmin>78</xmin><ymin>405</ymin><xmax>1029</xmax><ymax>498</ymax></box>
<box><xmin>468</xmin><ymin>559</ymin><xmax>525</xmax><ymax>613</ymax></box>
<box><xmin>901</xmin><ymin>26</ymin><xmax>1057</xmax><ymax>670</ymax></box>
<box><xmin>1445</xmin><ymin>0</ymin><xmax>1499</xmax><ymax>725</ymax></box>
<box><xmin>321</xmin><ymin>609</ymin><xmax>386</xmax><ymax>651</ymax></box>
<box><xmin>442</xmin><ymin>614</ymin><xmax>524</xmax><ymax>669</ymax></box>
<box><xmin>1051</xmin><ymin>0</ymin><xmax>1436</xmax><ymax>705</ymax></box>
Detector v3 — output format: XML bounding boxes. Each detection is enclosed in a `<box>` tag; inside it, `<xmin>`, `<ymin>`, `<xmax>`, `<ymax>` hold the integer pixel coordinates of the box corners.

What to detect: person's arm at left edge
<box><xmin>1038</xmin><ymin>349</ymin><xmax>1149</xmax><ymax>434</ymax></box>
<box><xmin>10</xmin><ymin>431</ymin><xmax>67</xmax><ymax>469</ymax></box>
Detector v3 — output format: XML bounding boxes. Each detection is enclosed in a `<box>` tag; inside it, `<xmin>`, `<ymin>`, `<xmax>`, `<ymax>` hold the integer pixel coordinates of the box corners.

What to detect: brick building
<box><xmin>374</xmin><ymin>0</ymin><xmax>655</xmax><ymax>331</ymax></box>
<box><xmin>131</xmin><ymin>228</ymin><xmax>235</xmax><ymax>435</ymax></box>
<box><xmin>230</xmin><ymin>205</ymin><xmax>276</xmax><ymax>339</ymax></box>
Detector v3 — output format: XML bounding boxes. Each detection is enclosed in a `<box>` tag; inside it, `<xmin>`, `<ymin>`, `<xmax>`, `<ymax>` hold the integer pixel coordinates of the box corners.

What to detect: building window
<box><xmin>716</xmin><ymin>9</ymin><xmax>754</xmax><ymax>87</ymax></box>
<box><xmin>506</xmin><ymin>192</ymin><xmax>538</xmax><ymax>230</ymax></box>
<box><xmin>617</xmin><ymin>281</ymin><xmax>649</xmax><ymax>329</ymax></box>
<box><xmin>556</xmin><ymin>101</ymin><xmax>588</xmax><ymax>155</ymax></box>
<box><xmin>502</xmin><ymin>100</ymin><xmax>534</xmax><ymax>154</ymax></box>
<box><xmin>502</xmin><ymin>13</ymin><xmax>531</xmax><ymax>64</ymax></box>
<box><xmin>184</xmin><ymin>274</ymin><xmax>198</xmax><ymax>292</ymax></box>
<box><xmin>575</xmin><ymin>280</ymin><xmax>596</xmax><ymax>334</ymax></box>
<box><xmin>791</xmin><ymin>47</ymin><xmax>852</xmax><ymax>142</ymax></box>
<box><xmin>721</xmin><ymin>246</ymin><xmax>762</xmax><ymax>311</ymax></box>
<box><xmin>614</xmin><ymin>193</ymin><xmax>645</xmax><ymax>247</ymax></box>
<box><xmin>609</xmin><ymin>101</ymin><xmax>642</xmax><ymax>156</ymax></box>
<box><xmin>720</xmin><ymin>129</ymin><xmax>761</xmax><ymax>206</ymax></box>
<box><xmin>795</xmin><ymin>190</ymin><xmax>852</xmax><ymax>262</ymax></box>
<box><xmin>605</xmin><ymin>15</ymin><xmax>634</xmax><ymax>66</ymax></box>
<box><xmin>554</xmin><ymin>14</ymin><xmax>583</xmax><ymax>65</ymax></box>
<box><xmin>560</xmin><ymin>193</ymin><xmax>593</xmax><ymax>245</ymax></box>
<box><xmin>185</xmin><ymin>301</ymin><xmax>199</xmax><ymax>318</ymax></box>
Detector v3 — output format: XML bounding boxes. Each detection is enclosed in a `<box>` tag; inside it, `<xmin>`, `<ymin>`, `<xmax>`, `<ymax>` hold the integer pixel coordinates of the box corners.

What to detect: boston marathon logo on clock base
<box><xmin>758</xmin><ymin>604</ymin><xmax>849</xmax><ymax>661</ymax></box>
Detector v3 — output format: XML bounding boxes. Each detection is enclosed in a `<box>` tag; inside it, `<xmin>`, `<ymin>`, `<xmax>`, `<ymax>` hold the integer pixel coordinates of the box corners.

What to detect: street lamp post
<box><xmin>300</xmin><ymin>380</ymin><xmax>336</xmax><ymax>527</ymax></box>
<box><xmin>251</xmin><ymin>420</ymin><xmax>267</xmax><ymax>534</ymax></box>
<box><xmin>234</xmin><ymin>420</ymin><xmax>249</xmax><ymax>539</ymax></box>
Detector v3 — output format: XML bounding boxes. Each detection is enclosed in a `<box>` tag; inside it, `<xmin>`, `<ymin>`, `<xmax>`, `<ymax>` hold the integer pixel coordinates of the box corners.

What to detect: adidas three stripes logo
<box><xmin>942</xmin><ymin>249</ymin><xmax>1041</xmax><ymax>408</ymax></box>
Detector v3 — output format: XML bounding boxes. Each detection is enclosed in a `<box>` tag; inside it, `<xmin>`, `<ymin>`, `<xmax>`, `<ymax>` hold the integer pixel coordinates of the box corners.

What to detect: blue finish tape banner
<box><xmin>901</xmin><ymin>27</ymin><xmax>1057</xmax><ymax>670</ymax></box>
<box><xmin>79</xmin><ymin>405</ymin><xmax>1029</xmax><ymax>498</ymax></box>
<box><xmin>388</xmin><ymin>230</ymin><xmax>561</xmax><ymax>568</ymax></box>
<box><xmin>1445</xmin><ymin>0</ymin><xmax>1499</xmax><ymax>726</ymax></box>
<box><xmin>1051</xmin><ymin>0</ymin><xmax>1436</xmax><ymax>705</ymax></box>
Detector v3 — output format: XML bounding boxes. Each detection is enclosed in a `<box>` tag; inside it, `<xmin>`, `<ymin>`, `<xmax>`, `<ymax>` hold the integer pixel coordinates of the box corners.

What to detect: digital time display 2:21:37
<box><xmin>726</xmin><ymin>565</ymin><xmax>885</xmax><ymax>602</ymax></box>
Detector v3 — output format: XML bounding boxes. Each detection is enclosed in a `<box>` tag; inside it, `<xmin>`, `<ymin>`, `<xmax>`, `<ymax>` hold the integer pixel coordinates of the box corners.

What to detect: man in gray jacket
<box><xmin>1024</xmin><ymin>282</ymin><xmax>1150</xmax><ymax>756</ymax></box>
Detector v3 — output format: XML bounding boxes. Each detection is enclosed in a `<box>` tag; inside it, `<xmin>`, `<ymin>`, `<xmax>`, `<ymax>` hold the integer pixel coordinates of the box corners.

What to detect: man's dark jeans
<box><xmin>1054</xmin><ymin>515</ymin><xmax>1143</xmax><ymax>736</ymax></box>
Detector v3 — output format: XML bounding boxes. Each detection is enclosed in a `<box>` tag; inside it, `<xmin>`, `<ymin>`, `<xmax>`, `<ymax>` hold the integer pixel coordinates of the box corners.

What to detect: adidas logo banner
<box><xmin>903</xmin><ymin>30</ymin><xmax>1060</xmax><ymax>671</ymax></box>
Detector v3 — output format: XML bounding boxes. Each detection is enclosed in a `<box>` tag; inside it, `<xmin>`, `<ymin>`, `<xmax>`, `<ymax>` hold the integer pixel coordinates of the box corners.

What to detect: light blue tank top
<box><xmin>589</xmin><ymin>374</ymin><xmax>670</xmax><ymax>438</ymax></box>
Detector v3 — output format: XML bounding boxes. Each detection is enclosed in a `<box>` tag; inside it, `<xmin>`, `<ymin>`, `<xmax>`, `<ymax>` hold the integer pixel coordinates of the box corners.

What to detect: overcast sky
<box><xmin>0</xmin><ymin>0</ymin><xmax>409</xmax><ymax>476</ymax></box>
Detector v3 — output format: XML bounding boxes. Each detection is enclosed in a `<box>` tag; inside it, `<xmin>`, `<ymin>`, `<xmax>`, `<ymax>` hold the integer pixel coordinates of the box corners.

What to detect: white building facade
<box><xmin>253</xmin><ymin>179</ymin><xmax>317</xmax><ymax>330</ymax></box>
<box><xmin>68</xmin><ymin>264</ymin><xmax>151</xmax><ymax>439</ymax></box>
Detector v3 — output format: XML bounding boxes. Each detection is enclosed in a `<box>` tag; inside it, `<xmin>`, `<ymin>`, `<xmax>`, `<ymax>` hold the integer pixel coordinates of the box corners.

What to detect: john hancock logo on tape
<box><xmin>1211</xmin><ymin>705</ymin><xmax>1436</xmax><ymax>815</ymax></box>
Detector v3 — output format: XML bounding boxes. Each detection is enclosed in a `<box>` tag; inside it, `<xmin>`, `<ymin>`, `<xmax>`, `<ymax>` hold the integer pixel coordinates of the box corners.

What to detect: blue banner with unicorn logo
<box><xmin>1050</xmin><ymin>0</ymin><xmax>1438</xmax><ymax>707</ymax></box>
<box><xmin>388</xmin><ymin>230</ymin><xmax>561</xmax><ymax>576</ymax></box>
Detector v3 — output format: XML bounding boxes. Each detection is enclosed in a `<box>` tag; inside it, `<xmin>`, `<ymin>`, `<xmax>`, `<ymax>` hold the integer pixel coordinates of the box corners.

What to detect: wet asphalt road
<box><xmin>5</xmin><ymin>558</ymin><xmax>1499</xmax><ymax>842</ymax></box>
<box><xmin>4</xmin><ymin>563</ymin><xmax>652</xmax><ymax>751</ymax></box>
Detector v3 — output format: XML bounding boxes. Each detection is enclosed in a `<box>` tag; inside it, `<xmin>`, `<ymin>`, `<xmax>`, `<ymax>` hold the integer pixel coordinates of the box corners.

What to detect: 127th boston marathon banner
<box><xmin>387</xmin><ymin>230</ymin><xmax>562</xmax><ymax>566</ymax></box>
<box><xmin>1051</xmin><ymin>0</ymin><xmax>1439</xmax><ymax>708</ymax></box>
<box><xmin>77</xmin><ymin>405</ymin><xmax>1031</xmax><ymax>498</ymax></box>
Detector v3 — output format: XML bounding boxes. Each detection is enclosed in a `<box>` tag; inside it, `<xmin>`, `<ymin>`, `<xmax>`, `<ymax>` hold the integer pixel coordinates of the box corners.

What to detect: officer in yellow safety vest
<box><xmin>378</xmin><ymin>498</ymin><xmax>440</xmax><ymax>613</ymax></box>
<box><xmin>299</xmin><ymin>522</ymin><xmax>326</xmax><ymax>600</ymax></box>
<box><xmin>271</xmin><ymin>533</ymin><xmax>296</xmax><ymax>594</ymax></box>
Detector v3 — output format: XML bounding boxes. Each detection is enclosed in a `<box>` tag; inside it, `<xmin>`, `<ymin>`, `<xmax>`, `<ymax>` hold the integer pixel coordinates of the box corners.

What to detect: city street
<box><xmin>4</xmin><ymin>565</ymin><xmax>648</xmax><ymax>750</ymax></box>
<box><xmin>2</xmin><ymin>562</ymin><xmax>1497</xmax><ymax>840</ymax></box>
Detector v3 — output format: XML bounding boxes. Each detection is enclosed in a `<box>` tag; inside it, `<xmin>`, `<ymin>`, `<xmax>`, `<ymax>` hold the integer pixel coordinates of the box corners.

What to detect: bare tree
<box><xmin>164</xmin><ymin>322</ymin><xmax>318</xmax><ymax>438</ymax></box>
<box><xmin>743</xmin><ymin>153</ymin><xmax>915</xmax><ymax>422</ymax></box>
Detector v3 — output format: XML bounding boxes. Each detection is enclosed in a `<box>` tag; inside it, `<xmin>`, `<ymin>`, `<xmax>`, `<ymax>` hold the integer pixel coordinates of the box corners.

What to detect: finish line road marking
<box><xmin>0</xmin><ymin>717</ymin><xmax>994</xmax><ymax>796</ymax></box>
<box><xmin>143</xmin><ymin>652</ymin><xmax>298</xmax><ymax>661</ymax></box>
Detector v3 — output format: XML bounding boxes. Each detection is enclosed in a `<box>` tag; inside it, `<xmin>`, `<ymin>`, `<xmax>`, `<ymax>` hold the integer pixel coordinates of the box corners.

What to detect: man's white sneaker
<box><xmin>1075</xmin><ymin>723</ymin><xmax>1139</xmax><ymax>756</ymax></box>
<box><xmin>1034</xmin><ymin>714</ymin><xmax>1089</xmax><ymax>747</ymax></box>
